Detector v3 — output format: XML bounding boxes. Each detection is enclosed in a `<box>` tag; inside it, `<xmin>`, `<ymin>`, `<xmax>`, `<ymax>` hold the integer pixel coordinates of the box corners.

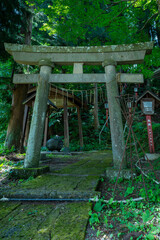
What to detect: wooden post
<box><xmin>20</xmin><ymin>105</ymin><xmax>29</xmax><ymax>150</ymax></box>
<box><xmin>63</xmin><ymin>96</ymin><xmax>69</xmax><ymax>151</ymax></box>
<box><xmin>77</xmin><ymin>106</ymin><xmax>83</xmax><ymax>150</ymax></box>
<box><xmin>43</xmin><ymin>112</ymin><xmax>49</xmax><ymax>147</ymax></box>
<box><xmin>93</xmin><ymin>83</ymin><xmax>100</xmax><ymax>130</ymax></box>
<box><xmin>24</xmin><ymin>113</ymin><xmax>30</xmax><ymax>147</ymax></box>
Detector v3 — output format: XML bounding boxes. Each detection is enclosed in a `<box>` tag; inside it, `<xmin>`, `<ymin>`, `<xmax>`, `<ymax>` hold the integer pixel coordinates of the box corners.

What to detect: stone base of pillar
<box><xmin>9</xmin><ymin>166</ymin><xmax>50</xmax><ymax>179</ymax></box>
<box><xmin>106</xmin><ymin>168</ymin><xmax>136</xmax><ymax>180</ymax></box>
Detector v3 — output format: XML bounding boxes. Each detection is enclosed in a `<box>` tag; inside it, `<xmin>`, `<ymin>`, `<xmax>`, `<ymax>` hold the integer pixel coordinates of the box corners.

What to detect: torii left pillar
<box><xmin>24</xmin><ymin>60</ymin><xmax>54</xmax><ymax>168</ymax></box>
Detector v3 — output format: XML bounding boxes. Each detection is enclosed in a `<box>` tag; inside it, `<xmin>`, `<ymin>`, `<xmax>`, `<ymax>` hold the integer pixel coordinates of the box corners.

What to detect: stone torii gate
<box><xmin>5</xmin><ymin>42</ymin><xmax>153</xmax><ymax>169</ymax></box>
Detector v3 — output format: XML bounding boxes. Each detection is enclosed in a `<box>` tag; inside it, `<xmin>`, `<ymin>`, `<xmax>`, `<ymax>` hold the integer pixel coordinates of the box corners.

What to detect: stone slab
<box><xmin>13</xmin><ymin>73</ymin><xmax>144</xmax><ymax>84</ymax></box>
<box><xmin>0</xmin><ymin>202</ymin><xmax>91</xmax><ymax>240</ymax></box>
<box><xmin>145</xmin><ymin>153</ymin><xmax>160</xmax><ymax>161</ymax></box>
<box><xmin>1</xmin><ymin>151</ymin><xmax>112</xmax><ymax>200</ymax></box>
<box><xmin>5</xmin><ymin>42</ymin><xmax>153</xmax><ymax>65</ymax></box>
<box><xmin>106</xmin><ymin>168</ymin><xmax>136</xmax><ymax>180</ymax></box>
<box><xmin>8</xmin><ymin>166</ymin><xmax>50</xmax><ymax>179</ymax></box>
<box><xmin>5</xmin><ymin>42</ymin><xmax>153</xmax><ymax>53</ymax></box>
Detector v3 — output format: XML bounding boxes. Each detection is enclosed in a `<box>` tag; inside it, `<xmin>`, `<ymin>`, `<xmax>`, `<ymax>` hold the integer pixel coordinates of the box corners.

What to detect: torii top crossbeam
<box><xmin>5</xmin><ymin>42</ymin><xmax>153</xmax><ymax>65</ymax></box>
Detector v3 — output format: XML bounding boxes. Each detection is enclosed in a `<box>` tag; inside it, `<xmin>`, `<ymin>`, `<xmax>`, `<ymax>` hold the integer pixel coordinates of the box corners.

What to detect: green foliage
<box><xmin>0</xmin><ymin>146</ymin><xmax>15</xmax><ymax>156</ymax></box>
<box><xmin>124</xmin><ymin>186</ymin><xmax>135</xmax><ymax>197</ymax></box>
<box><xmin>93</xmin><ymin>200</ymin><xmax>106</xmax><ymax>212</ymax></box>
<box><xmin>89</xmin><ymin>176</ymin><xmax>160</xmax><ymax>239</ymax></box>
<box><xmin>89</xmin><ymin>211</ymin><xmax>100</xmax><ymax>227</ymax></box>
<box><xmin>0</xmin><ymin>60</ymin><xmax>13</xmax><ymax>145</ymax></box>
<box><xmin>142</xmin><ymin>210</ymin><xmax>154</xmax><ymax>223</ymax></box>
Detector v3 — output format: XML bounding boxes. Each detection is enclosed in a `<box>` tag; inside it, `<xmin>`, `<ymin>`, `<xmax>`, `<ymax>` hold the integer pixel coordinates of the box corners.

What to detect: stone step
<box><xmin>0</xmin><ymin>202</ymin><xmax>91</xmax><ymax>240</ymax></box>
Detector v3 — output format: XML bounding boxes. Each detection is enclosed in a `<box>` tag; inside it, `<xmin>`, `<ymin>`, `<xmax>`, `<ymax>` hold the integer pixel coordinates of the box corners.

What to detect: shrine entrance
<box><xmin>5</xmin><ymin>42</ymin><xmax>153</xmax><ymax>169</ymax></box>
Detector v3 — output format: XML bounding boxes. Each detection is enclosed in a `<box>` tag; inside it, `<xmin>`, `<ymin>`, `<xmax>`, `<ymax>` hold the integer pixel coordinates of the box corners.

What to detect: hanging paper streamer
<box><xmin>50</xmin><ymin>83</ymin><xmax>107</xmax><ymax>106</ymax></box>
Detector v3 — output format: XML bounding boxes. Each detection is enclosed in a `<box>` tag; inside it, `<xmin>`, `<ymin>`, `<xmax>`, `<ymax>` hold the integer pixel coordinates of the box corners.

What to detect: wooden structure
<box><xmin>136</xmin><ymin>90</ymin><xmax>160</xmax><ymax>108</ymax></box>
<box><xmin>136</xmin><ymin>90</ymin><xmax>160</xmax><ymax>153</ymax></box>
<box><xmin>23</xmin><ymin>85</ymin><xmax>85</xmax><ymax>150</ymax></box>
<box><xmin>4</xmin><ymin>42</ymin><xmax>153</xmax><ymax>169</ymax></box>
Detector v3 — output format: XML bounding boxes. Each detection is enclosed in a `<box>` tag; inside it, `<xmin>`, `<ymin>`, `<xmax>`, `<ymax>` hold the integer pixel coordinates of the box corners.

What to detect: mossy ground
<box><xmin>0</xmin><ymin>202</ymin><xmax>91</xmax><ymax>240</ymax></box>
<box><xmin>0</xmin><ymin>150</ymin><xmax>112</xmax><ymax>240</ymax></box>
<box><xmin>1</xmin><ymin>150</ymin><xmax>112</xmax><ymax>199</ymax></box>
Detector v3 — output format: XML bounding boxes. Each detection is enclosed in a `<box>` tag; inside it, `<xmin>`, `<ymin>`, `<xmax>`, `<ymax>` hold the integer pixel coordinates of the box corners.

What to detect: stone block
<box><xmin>9</xmin><ymin>166</ymin><xmax>50</xmax><ymax>179</ymax></box>
<box><xmin>145</xmin><ymin>153</ymin><xmax>160</xmax><ymax>161</ymax></box>
<box><xmin>106</xmin><ymin>168</ymin><xmax>136</xmax><ymax>180</ymax></box>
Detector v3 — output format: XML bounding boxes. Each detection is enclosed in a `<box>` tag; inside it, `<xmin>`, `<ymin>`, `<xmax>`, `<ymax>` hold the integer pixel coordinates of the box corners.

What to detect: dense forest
<box><xmin>0</xmin><ymin>0</ymin><xmax>160</xmax><ymax>153</ymax></box>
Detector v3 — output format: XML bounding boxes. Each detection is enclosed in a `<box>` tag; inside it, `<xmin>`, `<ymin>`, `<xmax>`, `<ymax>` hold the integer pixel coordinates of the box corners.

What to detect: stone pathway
<box><xmin>0</xmin><ymin>150</ymin><xmax>112</xmax><ymax>240</ymax></box>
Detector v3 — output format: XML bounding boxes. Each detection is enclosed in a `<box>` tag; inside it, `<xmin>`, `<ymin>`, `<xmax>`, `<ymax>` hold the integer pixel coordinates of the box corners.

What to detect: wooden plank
<box><xmin>13</xmin><ymin>73</ymin><xmax>144</xmax><ymax>84</ymax></box>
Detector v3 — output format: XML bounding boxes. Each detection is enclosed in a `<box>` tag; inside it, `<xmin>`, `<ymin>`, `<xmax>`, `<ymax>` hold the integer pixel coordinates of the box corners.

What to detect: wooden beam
<box><xmin>13</xmin><ymin>73</ymin><xmax>144</xmax><ymax>84</ymax></box>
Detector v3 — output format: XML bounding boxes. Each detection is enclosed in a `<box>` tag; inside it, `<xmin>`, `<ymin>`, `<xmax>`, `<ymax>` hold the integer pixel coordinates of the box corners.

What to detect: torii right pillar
<box><xmin>103</xmin><ymin>60</ymin><xmax>126</xmax><ymax>171</ymax></box>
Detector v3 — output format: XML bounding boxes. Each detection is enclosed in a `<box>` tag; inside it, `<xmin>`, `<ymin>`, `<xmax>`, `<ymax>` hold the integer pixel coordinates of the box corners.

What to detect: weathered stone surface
<box><xmin>5</xmin><ymin>42</ymin><xmax>153</xmax><ymax>53</ymax></box>
<box><xmin>0</xmin><ymin>202</ymin><xmax>21</xmax><ymax>220</ymax></box>
<box><xmin>145</xmin><ymin>153</ymin><xmax>160</xmax><ymax>161</ymax></box>
<box><xmin>5</xmin><ymin>42</ymin><xmax>153</xmax><ymax>65</ymax></box>
<box><xmin>8</xmin><ymin>166</ymin><xmax>50</xmax><ymax>179</ymax></box>
<box><xmin>0</xmin><ymin>151</ymin><xmax>112</xmax><ymax>240</ymax></box>
<box><xmin>24</xmin><ymin>64</ymin><xmax>52</xmax><ymax>168</ymax></box>
<box><xmin>0</xmin><ymin>202</ymin><xmax>91</xmax><ymax>240</ymax></box>
<box><xmin>13</xmin><ymin>73</ymin><xmax>144</xmax><ymax>84</ymax></box>
<box><xmin>1</xmin><ymin>151</ymin><xmax>112</xmax><ymax>199</ymax></box>
<box><xmin>106</xmin><ymin>167</ymin><xmax>135</xmax><ymax>179</ymax></box>
<box><xmin>104</xmin><ymin>63</ymin><xmax>126</xmax><ymax>169</ymax></box>
<box><xmin>46</xmin><ymin>136</ymin><xmax>63</xmax><ymax>151</ymax></box>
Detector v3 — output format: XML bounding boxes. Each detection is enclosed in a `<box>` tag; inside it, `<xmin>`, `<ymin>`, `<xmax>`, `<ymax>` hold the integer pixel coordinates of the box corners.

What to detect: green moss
<box><xmin>0</xmin><ymin>202</ymin><xmax>92</xmax><ymax>240</ymax></box>
<box><xmin>9</xmin><ymin>166</ymin><xmax>50</xmax><ymax>179</ymax></box>
<box><xmin>46</xmin><ymin>154</ymin><xmax>72</xmax><ymax>159</ymax></box>
<box><xmin>51</xmin><ymin>203</ymin><xmax>91</xmax><ymax>240</ymax></box>
<box><xmin>0</xmin><ymin>202</ymin><xmax>21</xmax><ymax>220</ymax></box>
<box><xmin>55</xmin><ymin>152</ymin><xmax>113</xmax><ymax>175</ymax></box>
<box><xmin>0</xmin><ymin>203</ymin><xmax>55</xmax><ymax>240</ymax></box>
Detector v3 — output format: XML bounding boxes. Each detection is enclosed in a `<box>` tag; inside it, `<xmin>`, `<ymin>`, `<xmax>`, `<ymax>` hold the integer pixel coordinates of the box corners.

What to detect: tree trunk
<box><xmin>4</xmin><ymin>10</ymin><xmax>33</xmax><ymax>151</ymax></box>
<box><xmin>4</xmin><ymin>85</ymin><xmax>28</xmax><ymax>150</ymax></box>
